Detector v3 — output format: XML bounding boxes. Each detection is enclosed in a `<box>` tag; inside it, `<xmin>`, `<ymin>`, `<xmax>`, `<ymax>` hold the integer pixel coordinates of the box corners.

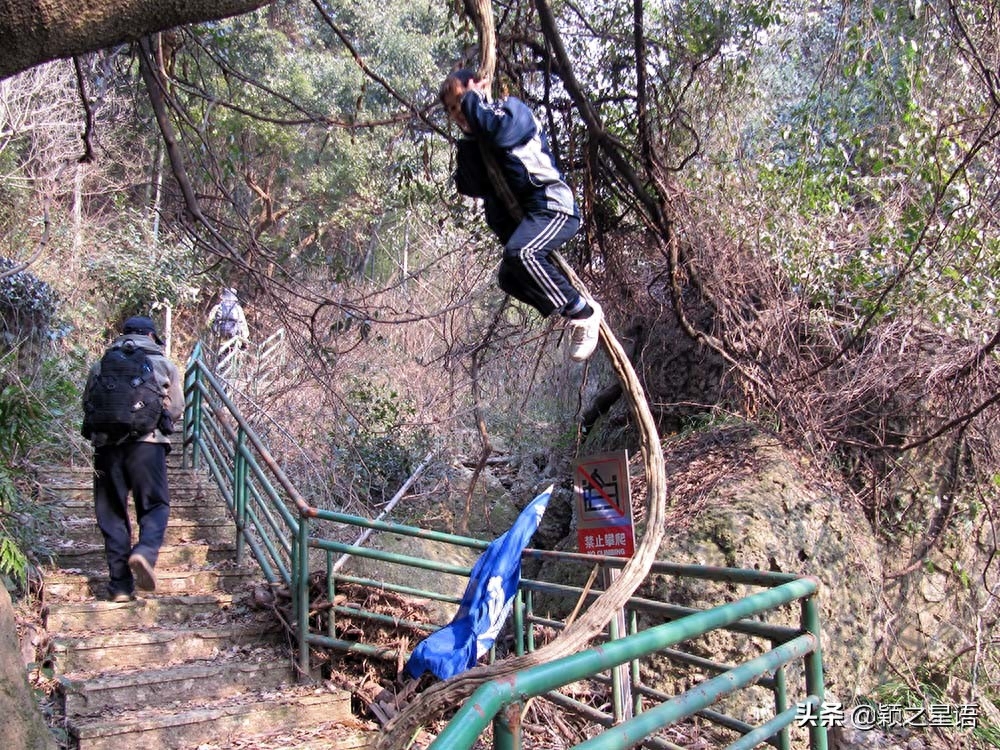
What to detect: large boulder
<box><xmin>875</xmin><ymin>441</ymin><xmax>1000</xmax><ymax>707</ymax></box>
<box><xmin>635</xmin><ymin>427</ymin><xmax>882</xmax><ymax>713</ymax></box>
<box><xmin>0</xmin><ymin>585</ymin><xmax>58</xmax><ymax>750</ymax></box>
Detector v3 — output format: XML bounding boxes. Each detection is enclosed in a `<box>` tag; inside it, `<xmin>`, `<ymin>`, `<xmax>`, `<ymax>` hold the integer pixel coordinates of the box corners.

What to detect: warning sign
<box><xmin>573</xmin><ymin>451</ymin><xmax>634</xmax><ymax>558</ymax></box>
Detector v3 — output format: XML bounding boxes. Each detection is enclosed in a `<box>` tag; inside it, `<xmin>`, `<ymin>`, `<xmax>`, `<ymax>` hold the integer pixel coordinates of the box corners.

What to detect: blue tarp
<box><xmin>404</xmin><ymin>485</ymin><xmax>553</xmax><ymax>680</ymax></box>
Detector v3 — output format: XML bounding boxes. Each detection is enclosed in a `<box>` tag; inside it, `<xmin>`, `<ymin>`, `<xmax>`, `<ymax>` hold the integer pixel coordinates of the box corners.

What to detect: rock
<box><xmin>0</xmin><ymin>585</ymin><xmax>59</xmax><ymax>750</ymax></box>
<box><xmin>648</xmin><ymin>431</ymin><xmax>881</xmax><ymax>700</ymax></box>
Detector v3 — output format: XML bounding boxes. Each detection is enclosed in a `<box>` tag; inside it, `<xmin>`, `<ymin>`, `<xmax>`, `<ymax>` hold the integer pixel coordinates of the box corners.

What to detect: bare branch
<box><xmin>71</xmin><ymin>57</ymin><xmax>95</xmax><ymax>163</ymax></box>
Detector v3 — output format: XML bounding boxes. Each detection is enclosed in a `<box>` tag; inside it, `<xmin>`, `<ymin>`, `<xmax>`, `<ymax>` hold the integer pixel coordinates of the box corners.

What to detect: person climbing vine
<box><xmin>439</xmin><ymin>68</ymin><xmax>604</xmax><ymax>361</ymax></box>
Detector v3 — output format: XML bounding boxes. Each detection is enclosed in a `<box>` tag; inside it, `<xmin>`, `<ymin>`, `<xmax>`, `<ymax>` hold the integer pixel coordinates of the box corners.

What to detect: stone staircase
<box><xmin>36</xmin><ymin>448</ymin><xmax>376</xmax><ymax>749</ymax></box>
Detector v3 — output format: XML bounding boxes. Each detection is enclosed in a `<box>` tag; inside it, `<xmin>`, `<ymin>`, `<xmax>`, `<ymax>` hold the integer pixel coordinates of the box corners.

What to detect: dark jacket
<box><xmin>82</xmin><ymin>333</ymin><xmax>184</xmax><ymax>449</ymax></box>
<box><xmin>455</xmin><ymin>90</ymin><xmax>578</xmax><ymax>244</ymax></box>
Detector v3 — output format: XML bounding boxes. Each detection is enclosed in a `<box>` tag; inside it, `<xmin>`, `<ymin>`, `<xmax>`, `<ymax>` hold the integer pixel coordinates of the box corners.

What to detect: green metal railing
<box><xmin>182</xmin><ymin>343</ymin><xmax>829</xmax><ymax>749</ymax></box>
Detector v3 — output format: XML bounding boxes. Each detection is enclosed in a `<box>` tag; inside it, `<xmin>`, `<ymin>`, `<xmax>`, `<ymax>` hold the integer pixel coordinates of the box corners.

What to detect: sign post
<box><xmin>573</xmin><ymin>450</ymin><xmax>635</xmax><ymax>721</ymax></box>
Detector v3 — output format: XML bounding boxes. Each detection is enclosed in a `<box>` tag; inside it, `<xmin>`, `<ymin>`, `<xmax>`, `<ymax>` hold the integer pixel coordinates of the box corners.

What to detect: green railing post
<box><xmin>513</xmin><ymin>590</ymin><xmax>525</xmax><ymax>657</ymax></box>
<box><xmin>326</xmin><ymin>550</ymin><xmax>336</xmax><ymax>639</ymax></box>
<box><xmin>234</xmin><ymin>428</ymin><xmax>247</xmax><ymax>565</ymax></box>
<box><xmin>802</xmin><ymin>591</ymin><xmax>828</xmax><ymax>750</ymax></box>
<box><xmin>773</xmin><ymin>658</ymin><xmax>791</xmax><ymax>750</ymax></box>
<box><xmin>629</xmin><ymin>609</ymin><xmax>642</xmax><ymax>717</ymax></box>
<box><xmin>296</xmin><ymin>515</ymin><xmax>311</xmax><ymax>681</ymax></box>
<box><xmin>608</xmin><ymin>602</ymin><xmax>627</xmax><ymax>724</ymax></box>
<box><xmin>604</xmin><ymin>567</ymin><xmax>632</xmax><ymax>723</ymax></box>
<box><xmin>185</xmin><ymin>359</ymin><xmax>204</xmax><ymax>470</ymax></box>
<box><xmin>493</xmin><ymin>701</ymin><xmax>523</xmax><ymax>750</ymax></box>
<box><xmin>525</xmin><ymin>590</ymin><xmax>536</xmax><ymax>653</ymax></box>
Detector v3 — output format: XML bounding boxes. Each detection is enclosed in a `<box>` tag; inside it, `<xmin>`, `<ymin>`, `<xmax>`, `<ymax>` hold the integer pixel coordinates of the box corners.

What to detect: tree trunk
<box><xmin>0</xmin><ymin>0</ymin><xmax>274</xmax><ymax>79</ymax></box>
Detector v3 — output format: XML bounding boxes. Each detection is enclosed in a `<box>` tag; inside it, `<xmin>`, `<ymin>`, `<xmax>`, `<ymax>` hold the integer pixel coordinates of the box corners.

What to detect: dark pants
<box><xmin>498</xmin><ymin>210</ymin><xmax>581</xmax><ymax>317</ymax></box>
<box><xmin>93</xmin><ymin>442</ymin><xmax>171</xmax><ymax>596</ymax></box>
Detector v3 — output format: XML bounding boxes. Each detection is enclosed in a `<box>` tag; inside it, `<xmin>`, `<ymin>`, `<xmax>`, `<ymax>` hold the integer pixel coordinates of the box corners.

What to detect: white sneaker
<box><xmin>568</xmin><ymin>300</ymin><xmax>602</xmax><ymax>361</ymax></box>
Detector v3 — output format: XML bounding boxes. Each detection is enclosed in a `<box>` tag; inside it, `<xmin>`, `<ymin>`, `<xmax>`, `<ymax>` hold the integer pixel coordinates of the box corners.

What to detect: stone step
<box><xmin>38</xmin><ymin>482</ymin><xmax>227</xmax><ymax>507</ymax></box>
<box><xmin>52</xmin><ymin>621</ymin><xmax>282</xmax><ymax>675</ymax></box>
<box><xmin>70</xmin><ymin>687</ymin><xmax>353</xmax><ymax>750</ymax></box>
<box><xmin>46</xmin><ymin>593</ymin><xmax>237</xmax><ymax>633</ymax></box>
<box><xmin>213</xmin><ymin>721</ymin><xmax>378</xmax><ymax>749</ymax></box>
<box><xmin>37</xmin><ymin>452</ymin><xmax>373</xmax><ymax>750</ymax></box>
<box><xmin>43</xmin><ymin>566</ymin><xmax>254</xmax><ymax>602</ymax></box>
<box><xmin>43</xmin><ymin>540</ymin><xmax>236</xmax><ymax>575</ymax></box>
<box><xmin>39</xmin><ymin>464</ymin><xmax>206</xmax><ymax>486</ymax></box>
<box><xmin>45</xmin><ymin>513</ymin><xmax>234</xmax><ymax>548</ymax></box>
<box><xmin>49</xmin><ymin>490</ymin><xmax>228</xmax><ymax>513</ymax></box>
<box><xmin>60</xmin><ymin>648</ymin><xmax>297</xmax><ymax>717</ymax></box>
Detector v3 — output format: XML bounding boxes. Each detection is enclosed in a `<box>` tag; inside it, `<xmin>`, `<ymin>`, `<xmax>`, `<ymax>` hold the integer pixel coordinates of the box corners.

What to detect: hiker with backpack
<box><xmin>81</xmin><ymin>316</ymin><xmax>184</xmax><ymax>602</ymax></box>
<box><xmin>206</xmin><ymin>287</ymin><xmax>249</xmax><ymax>347</ymax></box>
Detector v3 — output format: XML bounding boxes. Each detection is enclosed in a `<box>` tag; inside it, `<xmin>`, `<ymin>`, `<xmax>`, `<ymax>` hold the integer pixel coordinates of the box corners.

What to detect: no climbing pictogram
<box><xmin>573</xmin><ymin>451</ymin><xmax>635</xmax><ymax>557</ymax></box>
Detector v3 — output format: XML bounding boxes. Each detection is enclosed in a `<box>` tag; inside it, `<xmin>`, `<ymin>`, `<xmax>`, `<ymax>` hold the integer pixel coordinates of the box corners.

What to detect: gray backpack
<box><xmin>212</xmin><ymin>300</ymin><xmax>240</xmax><ymax>338</ymax></box>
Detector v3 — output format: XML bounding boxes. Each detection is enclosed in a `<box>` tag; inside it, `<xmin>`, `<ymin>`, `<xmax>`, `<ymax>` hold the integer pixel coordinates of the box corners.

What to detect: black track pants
<box><xmin>498</xmin><ymin>210</ymin><xmax>581</xmax><ymax>317</ymax></box>
<box><xmin>93</xmin><ymin>441</ymin><xmax>170</xmax><ymax>596</ymax></box>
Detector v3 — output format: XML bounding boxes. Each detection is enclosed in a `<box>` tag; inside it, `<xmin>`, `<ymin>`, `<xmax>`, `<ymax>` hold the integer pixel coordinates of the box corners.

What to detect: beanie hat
<box><xmin>122</xmin><ymin>316</ymin><xmax>163</xmax><ymax>344</ymax></box>
<box><xmin>122</xmin><ymin>316</ymin><xmax>156</xmax><ymax>335</ymax></box>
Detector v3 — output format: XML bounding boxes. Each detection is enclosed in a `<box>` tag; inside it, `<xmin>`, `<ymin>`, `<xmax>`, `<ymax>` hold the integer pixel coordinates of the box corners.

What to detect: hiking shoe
<box><xmin>110</xmin><ymin>591</ymin><xmax>134</xmax><ymax>603</ymax></box>
<box><xmin>568</xmin><ymin>300</ymin><xmax>602</xmax><ymax>361</ymax></box>
<box><xmin>128</xmin><ymin>553</ymin><xmax>156</xmax><ymax>591</ymax></box>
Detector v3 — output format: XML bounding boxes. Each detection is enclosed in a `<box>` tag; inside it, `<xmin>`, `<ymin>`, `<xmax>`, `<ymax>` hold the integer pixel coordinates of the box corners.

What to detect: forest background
<box><xmin>0</xmin><ymin>0</ymin><xmax>998</xmax><ymax>741</ymax></box>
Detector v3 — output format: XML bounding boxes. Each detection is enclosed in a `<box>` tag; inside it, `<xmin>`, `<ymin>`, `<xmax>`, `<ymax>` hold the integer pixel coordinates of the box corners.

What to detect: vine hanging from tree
<box><xmin>375</xmin><ymin>0</ymin><xmax>669</xmax><ymax>745</ymax></box>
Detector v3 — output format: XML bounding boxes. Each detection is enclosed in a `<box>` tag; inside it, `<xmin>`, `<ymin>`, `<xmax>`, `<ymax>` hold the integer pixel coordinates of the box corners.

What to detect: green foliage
<box><xmin>84</xmin><ymin>220</ymin><xmax>199</xmax><ymax>322</ymax></box>
<box><xmin>0</xmin><ymin>534</ymin><xmax>28</xmax><ymax>587</ymax></box>
<box><xmin>869</xmin><ymin>671</ymin><xmax>1000</xmax><ymax>747</ymax></box>
<box><xmin>0</xmin><ymin>352</ymin><xmax>80</xmax><ymax>584</ymax></box>
<box><xmin>332</xmin><ymin>378</ymin><xmax>429</xmax><ymax>504</ymax></box>
<box><xmin>0</xmin><ymin>363</ymin><xmax>45</xmax><ymax>457</ymax></box>
<box><xmin>174</xmin><ymin>0</ymin><xmax>455</xmax><ymax>280</ymax></box>
<box><xmin>705</xmin><ymin>2</ymin><xmax>998</xmax><ymax>337</ymax></box>
<box><xmin>0</xmin><ymin>257</ymin><xmax>60</xmax><ymax>336</ymax></box>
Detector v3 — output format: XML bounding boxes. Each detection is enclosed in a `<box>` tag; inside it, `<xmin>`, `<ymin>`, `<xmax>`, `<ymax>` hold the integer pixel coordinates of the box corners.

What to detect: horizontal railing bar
<box><xmin>429</xmin><ymin>580</ymin><xmax>817</xmax><ymax>749</ymax></box>
<box><xmin>529</xmin><ymin>679</ymin><xmax>779</xmax><ymax>750</ymax></box>
<box><xmin>333</xmin><ymin>573</ymin><xmax>463</xmax><ymax>609</ymax></box>
<box><xmin>310</xmin><ymin>538</ymin><xmax>473</xmax><ymax>577</ymax></box>
<box><xmin>521</xmin><ymin>548</ymin><xmax>803</xmax><ymax>587</ymax></box>
<box><xmin>309</xmin><ymin>508</ymin><xmax>804</xmax><ymax>590</ymax></box>
<box><xmin>311</xmin><ymin>508</ymin><xmax>490</xmax><ymax>551</ymax></box>
<box><xmin>522</xmin><ymin>579</ymin><xmax>802</xmax><ymax>641</ymax></box>
<box><xmin>304</xmin><ymin>633</ymin><xmax>401</xmax><ymax>661</ymax></box>
<box><xmin>643</xmin><ymin>647</ymin><xmax>779</xmax><ymax>691</ymax></box>
<box><xmin>571</xmin><ymin>634</ymin><xmax>817</xmax><ymax>750</ymax></box>
<box><xmin>724</xmin><ymin>696</ymin><xmax>820</xmax><ymax>750</ymax></box>
<box><xmin>330</xmin><ymin>605</ymin><xmax>437</xmax><ymax>634</ymax></box>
